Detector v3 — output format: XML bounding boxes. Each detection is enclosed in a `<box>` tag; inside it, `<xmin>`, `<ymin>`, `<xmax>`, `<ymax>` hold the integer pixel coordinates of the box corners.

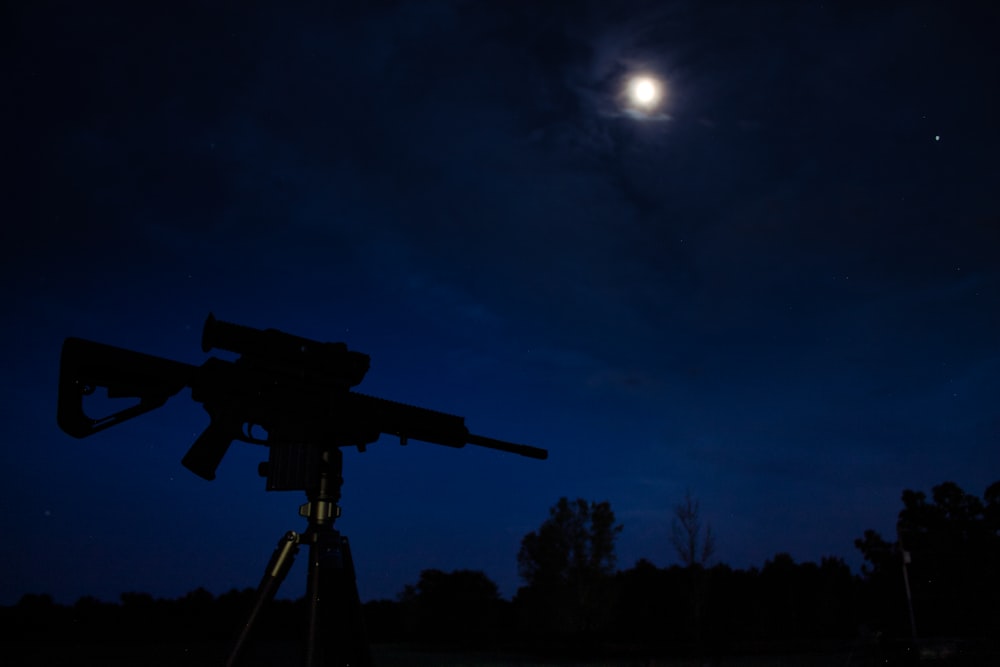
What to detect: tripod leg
<box><xmin>226</xmin><ymin>531</ymin><xmax>301</xmax><ymax>667</ymax></box>
<box><xmin>304</xmin><ymin>532</ymin><xmax>373</xmax><ymax>667</ymax></box>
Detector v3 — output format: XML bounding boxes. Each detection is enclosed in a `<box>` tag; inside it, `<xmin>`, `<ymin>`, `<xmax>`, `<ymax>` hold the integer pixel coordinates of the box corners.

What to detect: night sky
<box><xmin>4</xmin><ymin>1</ymin><xmax>999</xmax><ymax>606</ymax></box>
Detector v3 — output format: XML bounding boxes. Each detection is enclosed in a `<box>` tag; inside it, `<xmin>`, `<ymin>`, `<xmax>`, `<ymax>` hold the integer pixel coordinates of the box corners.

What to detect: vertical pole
<box><xmin>897</xmin><ymin>523</ymin><xmax>918</xmax><ymax>640</ymax></box>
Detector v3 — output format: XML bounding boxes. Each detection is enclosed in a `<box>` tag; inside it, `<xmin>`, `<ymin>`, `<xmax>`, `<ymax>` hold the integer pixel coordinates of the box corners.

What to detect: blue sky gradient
<box><xmin>4</xmin><ymin>0</ymin><xmax>999</xmax><ymax>604</ymax></box>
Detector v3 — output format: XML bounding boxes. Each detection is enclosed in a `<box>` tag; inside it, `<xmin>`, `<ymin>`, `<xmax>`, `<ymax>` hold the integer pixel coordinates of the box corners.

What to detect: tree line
<box><xmin>4</xmin><ymin>480</ymin><xmax>999</xmax><ymax>659</ymax></box>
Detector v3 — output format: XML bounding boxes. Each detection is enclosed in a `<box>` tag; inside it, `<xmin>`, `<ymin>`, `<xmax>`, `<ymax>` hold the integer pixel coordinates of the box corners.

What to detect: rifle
<box><xmin>57</xmin><ymin>314</ymin><xmax>547</xmax><ymax>482</ymax></box>
<box><xmin>58</xmin><ymin>315</ymin><xmax>546</xmax><ymax>665</ymax></box>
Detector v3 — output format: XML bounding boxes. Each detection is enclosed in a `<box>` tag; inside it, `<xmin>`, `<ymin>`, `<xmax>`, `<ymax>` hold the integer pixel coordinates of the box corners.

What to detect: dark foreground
<box><xmin>7</xmin><ymin>639</ymin><xmax>1000</xmax><ymax>667</ymax></box>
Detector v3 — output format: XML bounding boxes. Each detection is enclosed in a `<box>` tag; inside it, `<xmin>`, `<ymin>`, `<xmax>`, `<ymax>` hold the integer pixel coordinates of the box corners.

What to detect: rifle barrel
<box><xmin>467</xmin><ymin>434</ymin><xmax>548</xmax><ymax>460</ymax></box>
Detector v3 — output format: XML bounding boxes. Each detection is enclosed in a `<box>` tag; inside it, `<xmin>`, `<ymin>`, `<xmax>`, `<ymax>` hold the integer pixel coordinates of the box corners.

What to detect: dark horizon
<box><xmin>4</xmin><ymin>0</ymin><xmax>999</xmax><ymax>608</ymax></box>
<box><xmin>8</xmin><ymin>477</ymin><xmax>1000</xmax><ymax>663</ymax></box>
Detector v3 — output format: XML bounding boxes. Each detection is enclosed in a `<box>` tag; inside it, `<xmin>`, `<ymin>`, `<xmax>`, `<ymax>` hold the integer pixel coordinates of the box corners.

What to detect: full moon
<box><xmin>627</xmin><ymin>75</ymin><xmax>662</xmax><ymax>110</ymax></box>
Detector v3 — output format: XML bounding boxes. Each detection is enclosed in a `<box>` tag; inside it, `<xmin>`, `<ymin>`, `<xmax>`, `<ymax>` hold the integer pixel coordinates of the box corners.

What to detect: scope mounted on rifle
<box><xmin>58</xmin><ymin>314</ymin><xmax>547</xmax><ymax>486</ymax></box>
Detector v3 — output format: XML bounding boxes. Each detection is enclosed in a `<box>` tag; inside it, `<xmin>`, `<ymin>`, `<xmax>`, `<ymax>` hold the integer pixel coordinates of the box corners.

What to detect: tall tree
<box><xmin>668</xmin><ymin>491</ymin><xmax>716</xmax><ymax>651</ymax></box>
<box><xmin>517</xmin><ymin>497</ymin><xmax>622</xmax><ymax>589</ymax></box>
<box><xmin>516</xmin><ymin>497</ymin><xmax>622</xmax><ymax>638</ymax></box>
<box><xmin>671</xmin><ymin>490</ymin><xmax>716</xmax><ymax>567</ymax></box>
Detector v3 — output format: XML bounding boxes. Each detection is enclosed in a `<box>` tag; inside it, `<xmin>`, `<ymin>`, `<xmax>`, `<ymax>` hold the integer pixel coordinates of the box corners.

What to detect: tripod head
<box><xmin>58</xmin><ymin>314</ymin><xmax>547</xmax><ymax>483</ymax></box>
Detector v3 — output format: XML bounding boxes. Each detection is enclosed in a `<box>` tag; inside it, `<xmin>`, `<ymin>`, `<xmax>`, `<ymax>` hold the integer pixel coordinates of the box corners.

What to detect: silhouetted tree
<box><xmin>397</xmin><ymin>569</ymin><xmax>504</xmax><ymax>646</ymax></box>
<box><xmin>518</xmin><ymin>497</ymin><xmax>622</xmax><ymax>588</ymax></box>
<box><xmin>671</xmin><ymin>490</ymin><xmax>715</xmax><ymax>567</ymax></box>
<box><xmin>610</xmin><ymin>553</ymin><xmax>860</xmax><ymax>656</ymax></box>
<box><xmin>669</xmin><ymin>491</ymin><xmax>715</xmax><ymax>651</ymax></box>
<box><xmin>613</xmin><ymin>559</ymin><xmax>679</xmax><ymax>645</ymax></box>
<box><xmin>516</xmin><ymin>497</ymin><xmax>622</xmax><ymax>640</ymax></box>
<box><xmin>8</xmin><ymin>593</ymin><xmax>67</xmax><ymax>639</ymax></box>
<box><xmin>743</xmin><ymin>553</ymin><xmax>861</xmax><ymax>645</ymax></box>
<box><xmin>856</xmin><ymin>480</ymin><xmax>1000</xmax><ymax>637</ymax></box>
<box><xmin>813</xmin><ymin>556</ymin><xmax>859</xmax><ymax>638</ymax></box>
<box><xmin>362</xmin><ymin>598</ymin><xmax>405</xmax><ymax>644</ymax></box>
<box><xmin>69</xmin><ymin>595</ymin><xmax>117</xmax><ymax>640</ymax></box>
<box><xmin>984</xmin><ymin>480</ymin><xmax>1000</xmax><ymax>527</ymax></box>
<box><xmin>175</xmin><ymin>586</ymin><xmax>223</xmax><ymax>640</ymax></box>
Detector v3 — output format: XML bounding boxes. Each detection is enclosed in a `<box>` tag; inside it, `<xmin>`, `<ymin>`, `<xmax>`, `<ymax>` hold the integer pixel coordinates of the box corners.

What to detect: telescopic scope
<box><xmin>202</xmin><ymin>313</ymin><xmax>370</xmax><ymax>388</ymax></box>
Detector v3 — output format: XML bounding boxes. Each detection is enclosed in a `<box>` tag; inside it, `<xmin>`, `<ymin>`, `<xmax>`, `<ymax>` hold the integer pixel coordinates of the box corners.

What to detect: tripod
<box><xmin>226</xmin><ymin>444</ymin><xmax>372</xmax><ymax>667</ymax></box>
<box><xmin>55</xmin><ymin>315</ymin><xmax>549</xmax><ymax>665</ymax></box>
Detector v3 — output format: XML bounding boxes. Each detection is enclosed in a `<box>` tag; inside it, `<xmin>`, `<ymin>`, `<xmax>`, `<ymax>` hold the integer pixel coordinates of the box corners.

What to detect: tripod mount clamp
<box><xmin>299</xmin><ymin>499</ymin><xmax>341</xmax><ymax>523</ymax></box>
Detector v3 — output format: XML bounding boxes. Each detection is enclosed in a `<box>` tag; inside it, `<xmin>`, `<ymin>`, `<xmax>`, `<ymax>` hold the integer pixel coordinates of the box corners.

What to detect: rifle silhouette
<box><xmin>58</xmin><ymin>315</ymin><xmax>546</xmax><ymax>666</ymax></box>
<box><xmin>57</xmin><ymin>314</ymin><xmax>547</xmax><ymax>480</ymax></box>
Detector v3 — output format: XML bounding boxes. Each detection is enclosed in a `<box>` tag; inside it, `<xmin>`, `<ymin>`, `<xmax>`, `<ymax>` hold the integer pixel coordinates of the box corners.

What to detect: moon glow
<box><xmin>627</xmin><ymin>75</ymin><xmax>663</xmax><ymax>111</ymax></box>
